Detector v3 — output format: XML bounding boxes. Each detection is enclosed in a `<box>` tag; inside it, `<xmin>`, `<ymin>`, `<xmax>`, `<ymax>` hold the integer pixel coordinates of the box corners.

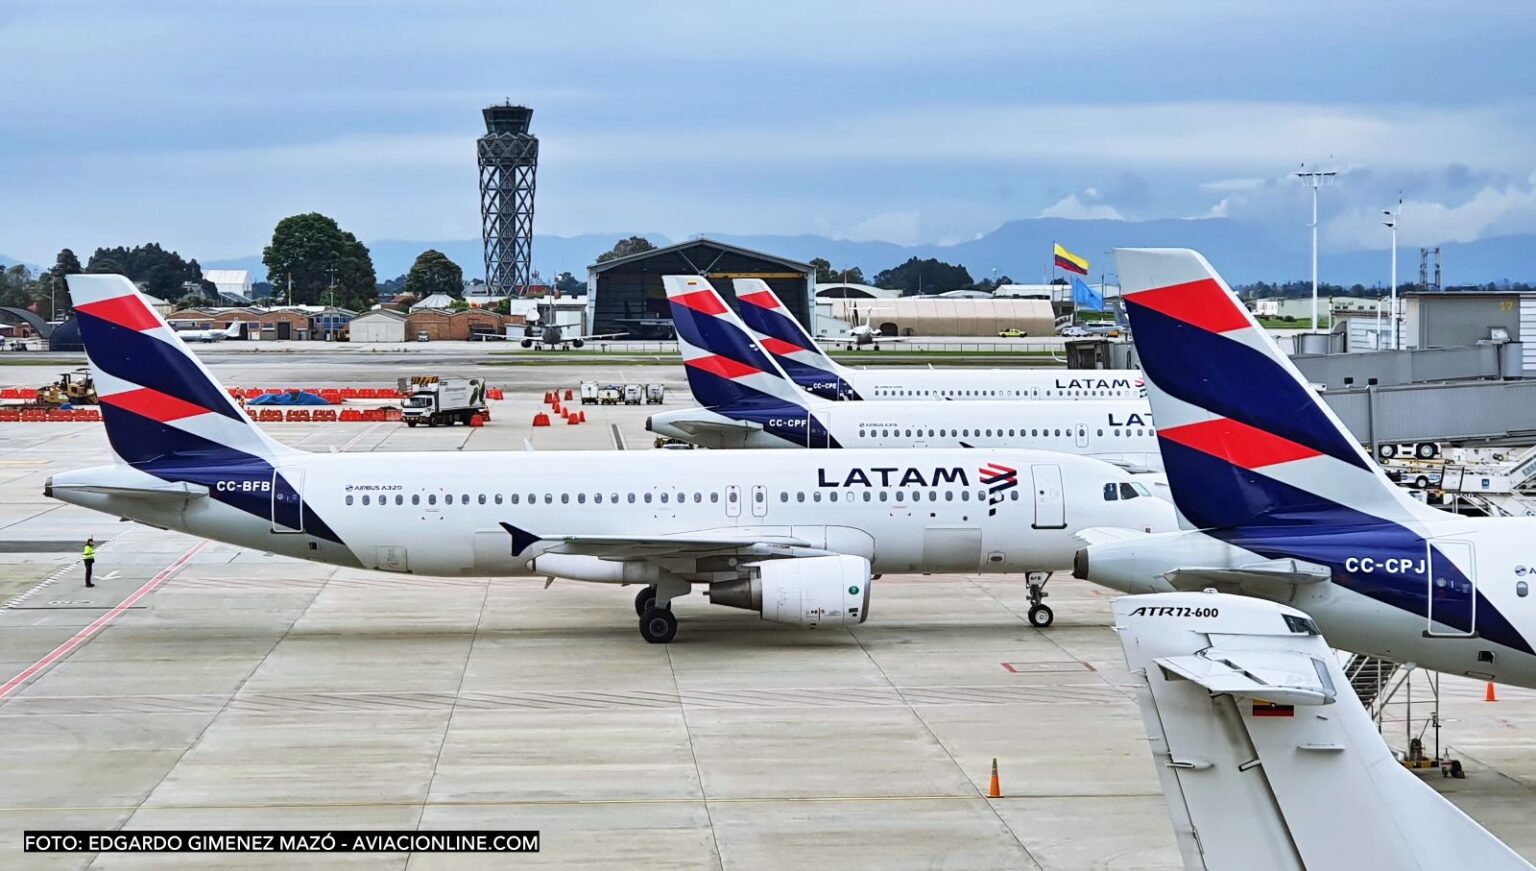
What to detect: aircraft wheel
<box><xmin>634</xmin><ymin>585</ymin><xmax>657</xmax><ymax>616</ymax></box>
<box><xmin>639</xmin><ymin>607</ymin><xmax>677</xmax><ymax>644</ymax></box>
<box><xmin>1027</xmin><ymin>604</ymin><xmax>1054</xmax><ymax>628</ymax></box>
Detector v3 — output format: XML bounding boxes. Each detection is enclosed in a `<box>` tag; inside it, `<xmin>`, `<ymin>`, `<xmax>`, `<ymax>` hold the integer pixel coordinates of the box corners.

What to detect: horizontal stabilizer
<box><xmin>47</xmin><ymin>474</ymin><xmax>208</xmax><ymax>501</ymax></box>
<box><xmin>1075</xmin><ymin>526</ymin><xmax>1149</xmax><ymax>546</ymax></box>
<box><xmin>1163</xmin><ymin>558</ymin><xmax>1330</xmax><ymax>590</ymax></box>
<box><xmin>1156</xmin><ymin>649</ymin><xmax>1335</xmax><ymax>706</ymax></box>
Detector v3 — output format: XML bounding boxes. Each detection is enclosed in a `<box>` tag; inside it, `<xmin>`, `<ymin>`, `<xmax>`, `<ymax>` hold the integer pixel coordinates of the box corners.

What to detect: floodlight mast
<box><xmin>1296</xmin><ymin>166</ymin><xmax>1338</xmax><ymax>332</ymax></box>
<box><xmin>1384</xmin><ymin>198</ymin><xmax>1401</xmax><ymax>349</ymax></box>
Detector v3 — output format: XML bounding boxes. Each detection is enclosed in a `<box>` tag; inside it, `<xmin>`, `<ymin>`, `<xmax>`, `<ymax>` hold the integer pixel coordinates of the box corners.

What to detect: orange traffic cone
<box><xmin>577</xmin><ymin>411</ymin><xmax>587</xmax><ymax>423</ymax></box>
<box><xmin>567</xmin><ymin>413</ymin><xmax>579</xmax><ymax>425</ymax></box>
<box><xmin>564</xmin><ymin>388</ymin><xmax>573</xmax><ymax>401</ymax></box>
<box><xmin>1486</xmin><ymin>682</ymin><xmax>1498</xmax><ymax>702</ymax></box>
<box><xmin>532</xmin><ymin>413</ymin><xmax>550</xmax><ymax>427</ymax></box>
<box><xmin>543</xmin><ymin>391</ymin><xmax>554</xmax><ymax>405</ymax></box>
<box><xmin>987</xmin><ymin>758</ymin><xmax>1002</xmax><ymax>798</ymax></box>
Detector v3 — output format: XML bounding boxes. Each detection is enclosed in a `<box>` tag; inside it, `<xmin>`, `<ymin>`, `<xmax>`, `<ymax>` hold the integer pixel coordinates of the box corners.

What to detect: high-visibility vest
<box><xmin>82</xmin><ymin>544</ymin><xmax>95</xmax><ymax>560</ymax></box>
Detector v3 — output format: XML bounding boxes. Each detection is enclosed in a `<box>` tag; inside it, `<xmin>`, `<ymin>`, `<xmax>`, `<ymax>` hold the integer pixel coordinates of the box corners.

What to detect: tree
<box><xmin>51</xmin><ymin>249</ymin><xmax>82</xmax><ymax>282</ymax></box>
<box><xmin>84</xmin><ymin>243</ymin><xmax>205</xmax><ymax>299</ymax></box>
<box><xmin>970</xmin><ymin>274</ymin><xmax>1015</xmax><ymax>294</ymax></box>
<box><xmin>595</xmin><ymin>236</ymin><xmax>656</xmax><ymax>263</ymax></box>
<box><xmin>871</xmin><ymin>257</ymin><xmax>973</xmax><ymax>295</ymax></box>
<box><xmin>402</xmin><ymin>250</ymin><xmax>464</xmax><ymax>300</ymax></box>
<box><xmin>554</xmin><ymin>271</ymin><xmax>584</xmax><ymax>295</ymax></box>
<box><xmin>262</xmin><ymin>212</ymin><xmax>377</xmax><ymax>309</ymax></box>
<box><xmin>810</xmin><ymin>258</ymin><xmax>865</xmax><ymax>285</ymax></box>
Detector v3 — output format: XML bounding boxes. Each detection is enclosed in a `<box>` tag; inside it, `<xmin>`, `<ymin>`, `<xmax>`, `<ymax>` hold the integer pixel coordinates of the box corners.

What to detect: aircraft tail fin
<box><xmin>1115</xmin><ymin>248</ymin><xmax>1422</xmax><ymax>530</ymax></box>
<box><xmin>1115</xmin><ymin>592</ymin><xmax>1534</xmax><ymax>871</ymax></box>
<box><xmin>731</xmin><ymin>279</ymin><xmax>854</xmax><ymax>399</ymax></box>
<box><xmin>663</xmin><ymin>275</ymin><xmax>810</xmax><ymax>410</ymax></box>
<box><xmin>64</xmin><ymin>274</ymin><xmax>294</xmax><ymax>467</ymax></box>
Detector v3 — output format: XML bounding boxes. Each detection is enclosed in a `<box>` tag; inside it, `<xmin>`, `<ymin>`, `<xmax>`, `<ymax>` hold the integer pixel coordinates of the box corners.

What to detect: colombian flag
<box><xmin>1054</xmin><ymin>243</ymin><xmax>1089</xmax><ymax>275</ymax></box>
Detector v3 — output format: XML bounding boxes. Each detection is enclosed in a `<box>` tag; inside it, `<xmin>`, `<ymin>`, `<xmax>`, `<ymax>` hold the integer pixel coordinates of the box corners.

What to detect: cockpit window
<box><xmin>1284</xmin><ymin>614</ymin><xmax>1321</xmax><ymax>635</ymax></box>
<box><xmin>1119</xmin><ymin>483</ymin><xmax>1139</xmax><ymax>500</ymax></box>
<box><xmin>1102</xmin><ymin>483</ymin><xmax>1119</xmax><ymax>502</ymax></box>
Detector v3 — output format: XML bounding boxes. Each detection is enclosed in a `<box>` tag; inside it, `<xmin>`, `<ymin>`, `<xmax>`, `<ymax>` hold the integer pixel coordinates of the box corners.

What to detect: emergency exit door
<box><xmin>1030</xmin><ymin>464</ymin><xmax>1066</xmax><ymax>529</ymax></box>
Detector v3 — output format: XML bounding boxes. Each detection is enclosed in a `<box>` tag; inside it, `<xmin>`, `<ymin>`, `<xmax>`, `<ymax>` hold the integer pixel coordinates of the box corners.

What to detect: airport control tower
<box><xmin>477</xmin><ymin>103</ymin><xmax>539</xmax><ymax>296</ymax></box>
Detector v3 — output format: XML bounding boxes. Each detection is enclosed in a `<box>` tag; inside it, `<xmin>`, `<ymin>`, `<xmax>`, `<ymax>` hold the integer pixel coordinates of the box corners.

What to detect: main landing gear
<box><xmin>1027</xmin><ymin>572</ymin><xmax>1054</xmax><ymax>628</ymax></box>
<box><xmin>634</xmin><ymin>582</ymin><xmax>687</xmax><ymax>643</ymax></box>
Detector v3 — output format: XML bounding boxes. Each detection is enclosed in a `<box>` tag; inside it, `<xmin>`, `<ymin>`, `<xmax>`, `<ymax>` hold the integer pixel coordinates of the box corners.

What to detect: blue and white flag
<box><xmin>1071</xmin><ymin>276</ymin><xmax>1103</xmax><ymax>312</ymax></box>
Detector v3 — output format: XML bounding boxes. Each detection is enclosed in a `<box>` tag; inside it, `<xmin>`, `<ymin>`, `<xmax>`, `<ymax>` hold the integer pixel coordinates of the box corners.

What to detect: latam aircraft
<box><xmin>1076</xmin><ymin>248</ymin><xmax>1536</xmax><ymax>687</ymax></box>
<box><xmin>1115</xmin><ymin>592</ymin><xmax>1533</xmax><ymax>871</ymax></box>
<box><xmin>47</xmin><ymin>275</ymin><xmax>1174</xmax><ymax>641</ymax></box>
<box><xmin>647</xmin><ymin>276</ymin><xmax>1163</xmax><ymax>472</ymax></box>
<box><xmin>730</xmin><ymin>279</ymin><xmax>1143</xmax><ymax>401</ymax></box>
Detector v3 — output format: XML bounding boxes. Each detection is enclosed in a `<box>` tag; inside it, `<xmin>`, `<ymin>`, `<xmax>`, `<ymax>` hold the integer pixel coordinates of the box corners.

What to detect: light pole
<box><xmin>1383</xmin><ymin>198</ymin><xmax>1401</xmax><ymax>349</ymax></box>
<box><xmin>1296</xmin><ymin>166</ymin><xmax>1338</xmax><ymax>331</ymax></box>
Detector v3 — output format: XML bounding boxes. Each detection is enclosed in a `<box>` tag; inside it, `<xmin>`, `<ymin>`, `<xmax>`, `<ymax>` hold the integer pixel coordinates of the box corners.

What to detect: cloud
<box><xmin>1201</xmin><ymin>177</ymin><xmax>1269</xmax><ymax>192</ymax></box>
<box><xmin>1324</xmin><ymin>173</ymin><xmax>1536</xmax><ymax>249</ymax></box>
<box><xmin>843</xmin><ymin>211</ymin><xmax>922</xmax><ymax>245</ymax></box>
<box><xmin>1039</xmin><ymin>190</ymin><xmax>1125</xmax><ymax>220</ymax></box>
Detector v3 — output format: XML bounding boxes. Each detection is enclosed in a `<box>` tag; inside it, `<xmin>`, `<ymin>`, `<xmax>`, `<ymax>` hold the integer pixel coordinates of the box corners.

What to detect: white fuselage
<box><xmin>1080</xmin><ymin>517</ymin><xmax>1536</xmax><ymax>688</ymax></box>
<box><xmin>845</xmin><ymin>368</ymin><xmax>1144</xmax><ymax>401</ymax></box>
<box><xmin>49</xmin><ymin>449</ymin><xmax>1173</xmax><ymax>580</ymax></box>
<box><xmin>649</xmin><ymin>398</ymin><xmax>1161</xmax><ymax>471</ymax></box>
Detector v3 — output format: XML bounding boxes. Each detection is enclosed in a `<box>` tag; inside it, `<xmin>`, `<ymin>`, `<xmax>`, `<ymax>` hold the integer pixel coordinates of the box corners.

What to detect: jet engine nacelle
<box><xmin>707</xmin><ymin>554</ymin><xmax>871</xmax><ymax>628</ymax></box>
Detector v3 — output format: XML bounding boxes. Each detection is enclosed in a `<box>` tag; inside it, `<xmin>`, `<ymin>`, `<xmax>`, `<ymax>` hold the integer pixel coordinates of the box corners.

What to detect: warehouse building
<box><xmin>351</xmin><ymin>310</ymin><xmax>407</xmax><ymax>343</ymax></box>
<box><xmin>821</xmin><ymin>297</ymin><xmax>1055</xmax><ymax>338</ymax></box>
<box><xmin>587</xmin><ymin>239</ymin><xmax>815</xmax><ymax>338</ymax></box>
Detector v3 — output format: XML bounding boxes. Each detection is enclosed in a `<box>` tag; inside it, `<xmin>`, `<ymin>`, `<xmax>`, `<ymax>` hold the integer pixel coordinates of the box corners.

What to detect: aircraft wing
<box><xmin>569</xmin><ymin>332</ymin><xmax>627</xmax><ymax>341</ymax></box>
<box><xmin>501</xmin><ymin>523</ymin><xmax>810</xmax><ymax>558</ymax></box>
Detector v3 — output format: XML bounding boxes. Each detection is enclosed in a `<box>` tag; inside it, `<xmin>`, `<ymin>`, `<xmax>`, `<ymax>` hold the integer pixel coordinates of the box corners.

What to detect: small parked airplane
<box><xmin>48</xmin><ymin>274</ymin><xmax>1174</xmax><ymax>642</ymax></box>
<box><xmin>172</xmin><ymin>322</ymin><xmax>241</xmax><ymax>343</ymax></box>
<box><xmin>1115</xmin><ymin>591</ymin><xmax>1533</xmax><ymax>871</ymax></box>
<box><xmin>518</xmin><ymin>302</ymin><xmax>623</xmax><ymax>349</ymax></box>
<box><xmin>1075</xmin><ymin>248</ymin><xmax>1536</xmax><ymax>687</ymax></box>
<box><xmin>731</xmin><ymin>279</ymin><xmax>1143</xmax><ymax>402</ymax></box>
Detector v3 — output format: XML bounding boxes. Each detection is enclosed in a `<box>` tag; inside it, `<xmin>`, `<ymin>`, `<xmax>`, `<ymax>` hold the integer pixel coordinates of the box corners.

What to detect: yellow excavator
<box><xmin>35</xmin><ymin>369</ymin><xmax>99</xmax><ymax>407</ymax></box>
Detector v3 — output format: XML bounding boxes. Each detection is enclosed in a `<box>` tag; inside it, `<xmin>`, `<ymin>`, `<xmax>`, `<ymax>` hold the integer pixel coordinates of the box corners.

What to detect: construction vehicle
<box><xmin>36</xmin><ymin>369</ymin><xmax>99</xmax><ymax>407</ymax></box>
<box><xmin>399</xmin><ymin>377</ymin><xmax>489</xmax><ymax>428</ymax></box>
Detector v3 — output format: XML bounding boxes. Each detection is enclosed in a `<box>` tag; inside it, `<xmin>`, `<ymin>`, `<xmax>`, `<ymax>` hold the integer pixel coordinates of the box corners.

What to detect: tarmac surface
<box><xmin>1</xmin><ymin>367</ymin><xmax>1535</xmax><ymax>869</ymax></box>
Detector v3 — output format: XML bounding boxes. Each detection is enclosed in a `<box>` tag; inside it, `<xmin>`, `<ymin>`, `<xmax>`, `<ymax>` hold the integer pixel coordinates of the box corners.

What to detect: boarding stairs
<box><xmin>1440</xmin><ymin>444</ymin><xmax>1536</xmax><ymax>517</ymax></box>
<box><xmin>1344</xmin><ymin>653</ymin><xmax>1405</xmax><ymax>716</ymax></box>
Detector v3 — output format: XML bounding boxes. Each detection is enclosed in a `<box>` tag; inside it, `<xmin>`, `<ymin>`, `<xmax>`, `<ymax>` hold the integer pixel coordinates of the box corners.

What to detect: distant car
<box><xmin>997</xmin><ymin>328</ymin><xmax>1028</xmax><ymax>338</ymax></box>
<box><xmin>416</xmin><ymin>331</ymin><xmax>430</xmax><ymax>343</ymax></box>
<box><xmin>1059</xmin><ymin>326</ymin><xmax>1090</xmax><ymax>338</ymax></box>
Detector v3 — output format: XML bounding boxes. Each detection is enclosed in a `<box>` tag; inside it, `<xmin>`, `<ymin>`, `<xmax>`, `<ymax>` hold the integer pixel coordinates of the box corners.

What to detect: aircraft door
<box><xmin>1030</xmin><ymin>464</ymin><xmax>1066</xmax><ymax>529</ymax></box>
<box><xmin>725</xmin><ymin>485</ymin><xmax>742</xmax><ymax>518</ymax></box>
<box><xmin>750</xmin><ymin>484</ymin><xmax>768</xmax><ymax>517</ymax></box>
<box><xmin>1426</xmin><ymin>538</ymin><xmax>1477</xmax><ymax>637</ymax></box>
<box><xmin>1075</xmin><ymin>424</ymin><xmax>1089</xmax><ymax>448</ymax></box>
<box><xmin>270</xmin><ymin>469</ymin><xmax>305</xmax><ymax>533</ymax></box>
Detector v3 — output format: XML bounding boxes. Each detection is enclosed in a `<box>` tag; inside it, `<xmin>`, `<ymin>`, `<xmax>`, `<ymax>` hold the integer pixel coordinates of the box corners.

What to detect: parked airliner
<box><xmin>47</xmin><ymin>275</ymin><xmax>1173</xmax><ymax>642</ymax></box>
<box><xmin>730</xmin><ymin>279</ymin><xmax>1143</xmax><ymax>401</ymax></box>
<box><xmin>647</xmin><ymin>276</ymin><xmax>1163</xmax><ymax>473</ymax></box>
<box><xmin>1075</xmin><ymin>248</ymin><xmax>1536</xmax><ymax>688</ymax></box>
<box><xmin>172</xmin><ymin>321</ymin><xmax>241</xmax><ymax>343</ymax></box>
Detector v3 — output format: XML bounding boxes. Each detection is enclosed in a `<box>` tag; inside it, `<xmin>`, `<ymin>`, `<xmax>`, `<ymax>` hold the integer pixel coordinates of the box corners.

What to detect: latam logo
<box><xmin>979</xmin><ymin>462</ymin><xmax>1018</xmax><ymax>516</ymax></box>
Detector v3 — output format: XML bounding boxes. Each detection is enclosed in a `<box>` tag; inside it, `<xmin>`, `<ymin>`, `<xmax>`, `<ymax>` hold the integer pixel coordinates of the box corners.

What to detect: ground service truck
<box><xmin>400</xmin><ymin>377</ymin><xmax>489</xmax><ymax>427</ymax></box>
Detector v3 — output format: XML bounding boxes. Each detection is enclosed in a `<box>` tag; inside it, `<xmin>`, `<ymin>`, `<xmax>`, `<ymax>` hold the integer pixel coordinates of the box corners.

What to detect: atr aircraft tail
<box><xmin>662</xmin><ymin>275</ymin><xmax>811</xmax><ymax>410</ymax></box>
<box><xmin>1114</xmin><ymin>592</ymin><xmax>1534</xmax><ymax>871</ymax></box>
<box><xmin>1114</xmin><ymin>248</ymin><xmax>1422</xmax><ymax>530</ymax></box>
<box><xmin>731</xmin><ymin>279</ymin><xmax>855</xmax><ymax>399</ymax></box>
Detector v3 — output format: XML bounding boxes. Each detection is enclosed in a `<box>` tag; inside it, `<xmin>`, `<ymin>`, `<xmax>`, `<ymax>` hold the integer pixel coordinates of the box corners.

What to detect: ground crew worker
<box><xmin>83</xmin><ymin>537</ymin><xmax>96</xmax><ymax>587</ymax></box>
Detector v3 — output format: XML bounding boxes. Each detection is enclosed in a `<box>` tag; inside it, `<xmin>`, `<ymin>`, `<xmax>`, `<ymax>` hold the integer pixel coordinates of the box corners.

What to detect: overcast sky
<box><xmin>3</xmin><ymin>0</ymin><xmax>1535</xmax><ymax>263</ymax></box>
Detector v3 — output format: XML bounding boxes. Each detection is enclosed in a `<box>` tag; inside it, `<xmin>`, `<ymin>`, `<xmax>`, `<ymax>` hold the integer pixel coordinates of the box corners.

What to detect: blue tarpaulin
<box><xmin>247</xmin><ymin>392</ymin><xmax>331</xmax><ymax>406</ymax></box>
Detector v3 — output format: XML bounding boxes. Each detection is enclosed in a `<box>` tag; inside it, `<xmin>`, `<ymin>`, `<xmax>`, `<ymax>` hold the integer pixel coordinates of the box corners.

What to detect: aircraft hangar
<box><xmin>586</xmin><ymin>238</ymin><xmax>816</xmax><ymax>339</ymax></box>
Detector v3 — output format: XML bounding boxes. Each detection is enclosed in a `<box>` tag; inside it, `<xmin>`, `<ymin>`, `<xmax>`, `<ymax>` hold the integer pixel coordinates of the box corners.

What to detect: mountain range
<box><xmin>10</xmin><ymin>217</ymin><xmax>1533</xmax><ymax>288</ymax></box>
